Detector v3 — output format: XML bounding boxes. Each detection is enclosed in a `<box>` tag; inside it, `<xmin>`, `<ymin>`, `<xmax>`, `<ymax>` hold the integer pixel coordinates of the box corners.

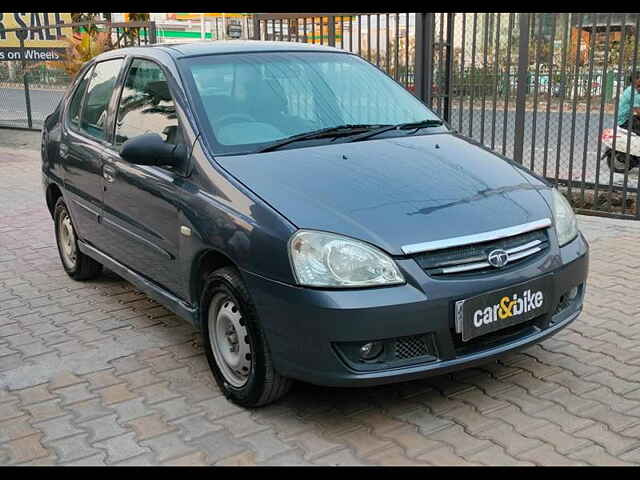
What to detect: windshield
<box><xmin>180</xmin><ymin>51</ymin><xmax>441</xmax><ymax>154</ymax></box>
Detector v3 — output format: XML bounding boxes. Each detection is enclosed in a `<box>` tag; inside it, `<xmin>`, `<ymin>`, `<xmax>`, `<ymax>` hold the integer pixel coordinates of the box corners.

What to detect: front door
<box><xmin>99</xmin><ymin>58</ymin><xmax>186</xmax><ymax>297</ymax></box>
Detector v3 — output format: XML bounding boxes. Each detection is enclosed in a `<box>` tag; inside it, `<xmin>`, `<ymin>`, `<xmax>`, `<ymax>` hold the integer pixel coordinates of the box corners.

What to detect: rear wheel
<box><xmin>201</xmin><ymin>267</ymin><xmax>292</xmax><ymax>407</ymax></box>
<box><xmin>53</xmin><ymin>197</ymin><xmax>102</xmax><ymax>280</ymax></box>
<box><xmin>606</xmin><ymin>149</ymin><xmax>639</xmax><ymax>174</ymax></box>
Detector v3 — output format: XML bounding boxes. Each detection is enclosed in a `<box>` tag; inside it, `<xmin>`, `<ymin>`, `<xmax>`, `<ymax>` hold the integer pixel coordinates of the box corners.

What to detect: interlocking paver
<box><xmin>377</xmin><ymin>424</ymin><xmax>446</xmax><ymax>458</ymax></box>
<box><xmin>574</xmin><ymin>423</ymin><xmax>640</xmax><ymax>456</ymax></box>
<box><xmin>95</xmin><ymin>383</ymin><xmax>138</xmax><ymax>406</ymax></box>
<box><xmin>62</xmin><ymin>453</ymin><xmax>108</xmax><ymax>466</ymax></box>
<box><xmin>0</xmin><ymin>416</ymin><xmax>38</xmax><ymax>443</ymax></box>
<box><xmin>162</xmin><ymin>451</ymin><xmax>209</xmax><ymax>466</ymax></box>
<box><xmin>68</xmin><ymin>398</ymin><xmax>114</xmax><ymax>424</ymax></box>
<box><xmin>127</xmin><ymin>414</ymin><xmax>179</xmax><ymax>441</ymax></box>
<box><xmin>139</xmin><ymin>432</ymin><xmax>197</xmax><ymax>463</ymax></box>
<box><xmin>109</xmin><ymin>398</ymin><xmax>150</xmax><ymax>424</ymax></box>
<box><xmin>516</xmin><ymin>444</ymin><xmax>587</xmax><ymax>466</ymax></box>
<box><xmin>4</xmin><ymin>143</ymin><xmax>640</xmax><ymax>465</ymax></box>
<box><xmin>134</xmin><ymin>382</ymin><xmax>181</xmax><ymax>406</ymax></box>
<box><xmin>212</xmin><ymin>411</ymin><xmax>270</xmax><ymax>438</ymax></box>
<box><xmin>3</xmin><ymin>433</ymin><xmax>50</xmax><ymax>464</ymax></box>
<box><xmin>416</xmin><ymin>446</ymin><xmax>481</xmax><ymax>466</ymax></box>
<box><xmin>468</xmin><ymin>444</ymin><xmax>535</xmax><ymax>466</ymax></box>
<box><xmin>367</xmin><ymin>446</ymin><xmax>431</xmax><ymax>466</ymax></box>
<box><xmin>34</xmin><ymin>414</ymin><xmax>84</xmax><ymax>443</ymax></box>
<box><xmin>83</xmin><ymin>370</ymin><xmax>122</xmax><ymax>390</ymax></box>
<box><xmin>312</xmin><ymin>447</ymin><xmax>369</xmax><ymax>466</ymax></box>
<box><xmin>93</xmin><ymin>432</ymin><xmax>152</xmax><ymax>464</ymax></box>
<box><xmin>188</xmin><ymin>430</ymin><xmax>249</xmax><ymax>464</ymax></box>
<box><xmin>119</xmin><ymin>368</ymin><xmax>161</xmax><ymax>390</ymax></box>
<box><xmin>56</xmin><ymin>383</ymin><xmax>97</xmax><ymax>406</ymax></box>
<box><xmin>153</xmin><ymin>397</ymin><xmax>201</xmax><ymax>422</ymax></box>
<box><xmin>79</xmin><ymin>414</ymin><xmax>128</xmax><ymax>443</ymax></box>
<box><xmin>47</xmin><ymin>433</ymin><xmax>102</xmax><ymax>463</ymax></box>
<box><xmin>393</xmin><ymin>406</ymin><xmax>454</xmax><ymax>435</ymax></box>
<box><xmin>568</xmin><ymin>445</ymin><xmax>634</xmax><ymax>466</ymax></box>
<box><xmin>526</xmin><ymin>423</ymin><xmax>593</xmax><ymax>455</ymax></box>
<box><xmin>0</xmin><ymin>402</ymin><xmax>25</xmax><ymax>422</ymax></box>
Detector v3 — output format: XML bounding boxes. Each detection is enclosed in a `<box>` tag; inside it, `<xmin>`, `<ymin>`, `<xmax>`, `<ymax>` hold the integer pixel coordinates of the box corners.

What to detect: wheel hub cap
<box><xmin>209</xmin><ymin>294</ymin><xmax>251</xmax><ymax>387</ymax></box>
<box><xmin>59</xmin><ymin>212</ymin><xmax>77</xmax><ymax>268</ymax></box>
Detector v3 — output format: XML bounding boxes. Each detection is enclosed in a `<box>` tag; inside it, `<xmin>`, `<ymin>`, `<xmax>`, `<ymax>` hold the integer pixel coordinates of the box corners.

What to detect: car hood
<box><xmin>216</xmin><ymin>133</ymin><xmax>553</xmax><ymax>256</ymax></box>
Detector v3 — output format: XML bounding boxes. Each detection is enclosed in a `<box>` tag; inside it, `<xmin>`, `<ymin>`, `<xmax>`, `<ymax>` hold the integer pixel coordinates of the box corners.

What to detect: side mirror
<box><xmin>120</xmin><ymin>133</ymin><xmax>187</xmax><ymax>167</ymax></box>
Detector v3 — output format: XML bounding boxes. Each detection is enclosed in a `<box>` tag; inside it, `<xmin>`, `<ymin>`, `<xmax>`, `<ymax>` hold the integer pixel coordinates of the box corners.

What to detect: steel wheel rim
<box><xmin>58</xmin><ymin>210</ymin><xmax>77</xmax><ymax>270</ymax></box>
<box><xmin>208</xmin><ymin>293</ymin><xmax>251</xmax><ymax>388</ymax></box>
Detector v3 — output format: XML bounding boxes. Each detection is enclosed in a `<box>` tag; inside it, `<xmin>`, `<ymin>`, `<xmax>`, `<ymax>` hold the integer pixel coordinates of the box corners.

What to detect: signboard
<box><xmin>0</xmin><ymin>13</ymin><xmax>72</xmax><ymax>61</ymax></box>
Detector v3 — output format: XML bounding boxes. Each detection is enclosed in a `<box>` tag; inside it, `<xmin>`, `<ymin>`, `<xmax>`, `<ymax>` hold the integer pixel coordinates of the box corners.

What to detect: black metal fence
<box><xmin>0</xmin><ymin>20</ymin><xmax>156</xmax><ymax>130</ymax></box>
<box><xmin>254</xmin><ymin>12</ymin><xmax>640</xmax><ymax>219</ymax></box>
<box><xmin>2</xmin><ymin>14</ymin><xmax>640</xmax><ymax>219</ymax></box>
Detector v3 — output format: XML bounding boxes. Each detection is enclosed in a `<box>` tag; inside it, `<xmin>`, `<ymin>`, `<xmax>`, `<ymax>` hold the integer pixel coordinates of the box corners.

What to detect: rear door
<box><xmin>61</xmin><ymin>58</ymin><xmax>124</xmax><ymax>247</ymax></box>
<box><xmin>99</xmin><ymin>57</ymin><xmax>186</xmax><ymax>296</ymax></box>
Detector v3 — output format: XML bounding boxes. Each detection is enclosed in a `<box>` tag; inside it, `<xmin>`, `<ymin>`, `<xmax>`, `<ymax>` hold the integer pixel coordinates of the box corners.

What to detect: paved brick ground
<box><xmin>3</xmin><ymin>145</ymin><xmax>640</xmax><ymax>466</ymax></box>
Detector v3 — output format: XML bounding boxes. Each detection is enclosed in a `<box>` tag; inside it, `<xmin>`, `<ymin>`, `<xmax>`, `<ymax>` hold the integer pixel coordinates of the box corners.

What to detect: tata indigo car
<box><xmin>41</xmin><ymin>41</ymin><xmax>588</xmax><ymax>407</ymax></box>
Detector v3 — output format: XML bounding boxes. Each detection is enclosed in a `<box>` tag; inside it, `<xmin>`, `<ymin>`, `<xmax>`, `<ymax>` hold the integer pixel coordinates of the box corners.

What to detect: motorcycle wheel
<box><xmin>606</xmin><ymin>150</ymin><xmax>637</xmax><ymax>174</ymax></box>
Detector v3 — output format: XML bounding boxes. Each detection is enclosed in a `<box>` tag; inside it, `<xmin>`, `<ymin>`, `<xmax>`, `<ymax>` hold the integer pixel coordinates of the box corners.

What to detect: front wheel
<box><xmin>201</xmin><ymin>267</ymin><xmax>292</xmax><ymax>408</ymax></box>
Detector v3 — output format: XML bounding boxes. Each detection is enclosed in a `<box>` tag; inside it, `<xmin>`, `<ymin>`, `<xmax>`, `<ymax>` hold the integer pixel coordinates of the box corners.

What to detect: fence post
<box><xmin>327</xmin><ymin>16</ymin><xmax>336</xmax><ymax>46</ymax></box>
<box><xmin>415</xmin><ymin>13</ymin><xmax>435</xmax><ymax>106</ymax></box>
<box><xmin>253</xmin><ymin>16</ymin><xmax>261</xmax><ymax>40</ymax></box>
<box><xmin>148</xmin><ymin>21</ymin><xmax>157</xmax><ymax>44</ymax></box>
<box><xmin>513</xmin><ymin>13</ymin><xmax>531</xmax><ymax>164</ymax></box>
<box><xmin>443</xmin><ymin>13</ymin><xmax>455</xmax><ymax>123</ymax></box>
<box><xmin>19</xmin><ymin>35</ymin><xmax>33</xmax><ymax>130</ymax></box>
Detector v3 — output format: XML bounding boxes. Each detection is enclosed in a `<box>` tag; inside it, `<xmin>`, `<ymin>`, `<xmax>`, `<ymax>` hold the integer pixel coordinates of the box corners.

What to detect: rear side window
<box><xmin>80</xmin><ymin>58</ymin><xmax>124</xmax><ymax>141</ymax></box>
<box><xmin>67</xmin><ymin>67</ymin><xmax>93</xmax><ymax>129</ymax></box>
<box><xmin>114</xmin><ymin>58</ymin><xmax>182</xmax><ymax>147</ymax></box>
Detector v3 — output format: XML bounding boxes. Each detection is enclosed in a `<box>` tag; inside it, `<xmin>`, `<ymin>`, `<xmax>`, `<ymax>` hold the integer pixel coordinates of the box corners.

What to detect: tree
<box><xmin>50</xmin><ymin>31</ymin><xmax>113</xmax><ymax>76</ymax></box>
<box><xmin>122</xmin><ymin>13</ymin><xmax>151</xmax><ymax>45</ymax></box>
<box><xmin>70</xmin><ymin>13</ymin><xmax>100</xmax><ymax>34</ymax></box>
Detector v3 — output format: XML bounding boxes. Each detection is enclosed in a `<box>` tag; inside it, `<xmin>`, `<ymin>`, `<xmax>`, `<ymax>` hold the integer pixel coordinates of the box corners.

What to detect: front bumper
<box><xmin>242</xmin><ymin>232</ymin><xmax>589</xmax><ymax>387</ymax></box>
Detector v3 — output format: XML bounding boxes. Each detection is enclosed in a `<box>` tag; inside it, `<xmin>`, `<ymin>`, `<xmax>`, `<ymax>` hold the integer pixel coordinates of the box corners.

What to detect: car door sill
<box><xmin>77</xmin><ymin>240</ymin><xmax>198</xmax><ymax>326</ymax></box>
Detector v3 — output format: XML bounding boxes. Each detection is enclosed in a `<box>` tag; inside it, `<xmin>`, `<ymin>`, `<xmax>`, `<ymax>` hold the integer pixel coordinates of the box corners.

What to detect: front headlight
<box><xmin>551</xmin><ymin>189</ymin><xmax>579</xmax><ymax>247</ymax></box>
<box><xmin>288</xmin><ymin>230</ymin><xmax>405</xmax><ymax>288</ymax></box>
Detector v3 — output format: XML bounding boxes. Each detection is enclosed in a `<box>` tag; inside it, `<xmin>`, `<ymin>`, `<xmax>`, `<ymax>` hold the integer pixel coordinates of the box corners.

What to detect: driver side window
<box><xmin>114</xmin><ymin>59</ymin><xmax>183</xmax><ymax>148</ymax></box>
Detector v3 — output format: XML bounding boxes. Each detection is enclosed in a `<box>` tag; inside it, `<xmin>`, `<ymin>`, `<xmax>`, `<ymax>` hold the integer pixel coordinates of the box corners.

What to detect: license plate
<box><xmin>455</xmin><ymin>275</ymin><xmax>552</xmax><ymax>342</ymax></box>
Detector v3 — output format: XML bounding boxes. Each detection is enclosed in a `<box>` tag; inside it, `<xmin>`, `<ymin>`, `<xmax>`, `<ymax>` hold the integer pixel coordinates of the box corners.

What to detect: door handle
<box><xmin>103</xmin><ymin>165</ymin><xmax>116</xmax><ymax>183</ymax></box>
<box><xmin>59</xmin><ymin>143</ymin><xmax>69</xmax><ymax>159</ymax></box>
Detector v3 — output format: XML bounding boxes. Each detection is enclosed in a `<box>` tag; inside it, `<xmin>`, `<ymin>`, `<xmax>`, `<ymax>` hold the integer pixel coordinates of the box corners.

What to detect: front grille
<box><xmin>413</xmin><ymin>228</ymin><xmax>549</xmax><ymax>277</ymax></box>
<box><xmin>393</xmin><ymin>335</ymin><xmax>430</xmax><ymax>360</ymax></box>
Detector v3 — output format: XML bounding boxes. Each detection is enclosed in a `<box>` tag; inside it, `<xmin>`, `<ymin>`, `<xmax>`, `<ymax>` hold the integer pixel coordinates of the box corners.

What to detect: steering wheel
<box><xmin>213</xmin><ymin>113</ymin><xmax>256</xmax><ymax>130</ymax></box>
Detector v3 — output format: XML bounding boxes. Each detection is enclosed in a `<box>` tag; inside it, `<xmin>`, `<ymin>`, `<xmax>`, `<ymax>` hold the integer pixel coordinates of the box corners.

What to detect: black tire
<box><xmin>201</xmin><ymin>266</ymin><xmax>292</xmax><ymax>408</ymax></box>
<box><xmin>606</xmin><ymin>150</ymin><xmax>636</xmax><ymax>174</ymax></box>
<box><xmin>53</xmin><ymin>197</ymin><xmax>103</xmax><ymax>281</ymax></box>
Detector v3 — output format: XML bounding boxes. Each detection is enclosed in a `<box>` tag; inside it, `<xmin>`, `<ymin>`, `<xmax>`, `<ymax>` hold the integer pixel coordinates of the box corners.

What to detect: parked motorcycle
<box><xmin>601</xmin><ymin>126</ymin><xmax>640</xmax><ymax>174</ymax></box>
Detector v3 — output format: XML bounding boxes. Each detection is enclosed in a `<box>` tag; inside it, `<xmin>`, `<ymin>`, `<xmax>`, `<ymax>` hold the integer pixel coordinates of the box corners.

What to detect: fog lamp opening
<box><xmin>568</xmin><ymin>286</ymin><xmax>579</xmax><ymax>300</ymax></box>
<box><xmin>360</xmin><ymin>342</ymin><xmax>384</xmax><ymax>360</ymax></box>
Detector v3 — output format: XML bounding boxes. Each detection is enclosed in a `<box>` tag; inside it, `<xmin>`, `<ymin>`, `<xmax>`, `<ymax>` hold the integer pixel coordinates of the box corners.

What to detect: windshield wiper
<box><xmin>346</xmin><ymin>119</ymin><xmax>445</xmax><ymax>143</ymax></box>
<box><xmin>257</xmin><ymin>124</ymin><xmax>390</xmax><ymax>153</ymax></box>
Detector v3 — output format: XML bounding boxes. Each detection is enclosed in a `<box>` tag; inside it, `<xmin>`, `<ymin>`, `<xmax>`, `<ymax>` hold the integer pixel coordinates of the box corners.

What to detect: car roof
<box><xmin>96</xmin><ymin>40</ymin><xmax>346</xmax><ymax>61</ymax></box>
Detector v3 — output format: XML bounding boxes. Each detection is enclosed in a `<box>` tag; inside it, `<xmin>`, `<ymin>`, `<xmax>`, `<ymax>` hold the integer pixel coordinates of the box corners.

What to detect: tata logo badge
<box><xmin>487</xmin><ymin>249</ymin><xmax>509</xmax><ymax>268</ymax></box>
